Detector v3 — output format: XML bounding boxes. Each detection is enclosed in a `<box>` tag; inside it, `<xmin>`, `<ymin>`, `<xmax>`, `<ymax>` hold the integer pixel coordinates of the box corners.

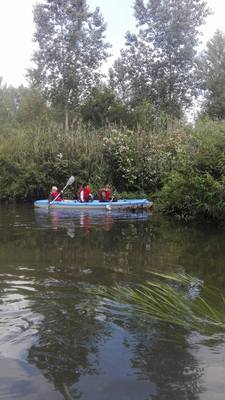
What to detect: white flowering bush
<box><xmin>103</xmin><ymin>131</ymin><xmax>139</xmax><ymax>190</ymax></box>
<box><xmin>103</xmin><ymin>126</ymin><xmax>188</xmax><ymax>192</ymax></box>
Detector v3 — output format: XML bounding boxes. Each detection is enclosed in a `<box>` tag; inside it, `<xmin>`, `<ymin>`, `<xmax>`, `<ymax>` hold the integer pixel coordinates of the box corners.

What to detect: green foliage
<box><xmin>0</xmin><ymin>81</ymin><xmax>52</xmax><ymax>137</ymax></box>
<box><xmin>81</xmin><ymin>93</ymin><xmax>177</xmax><ymax>131</ymax></box>
<box><xmin>15</xmin><ymin>86</ymin><xmax>50</xmax><ymax>126</ymax></box>
<box><xmin>116</xmin><ymin>191</ymin><xmax>147</xmax><ymax>200</ymax></box>
<box><xmin>103</xmin><ymin>124</ymin><xmax>186</xmax><ymax>192</ymax></box>
<box><xmin>158</xmin><ymin>170</ymin><xmax>225</xmax><ymax>221</ymax></box>
<box><xmin>132</xmin><ymin>101</ymin><xmax>177</xmax><ymax>132</ymax></box>
<box><xmin>29</xmin><ymin>0</ymin><xmax>110</xmax><ymax>130</ymax></box>
<box><xmin>196</xmin><ymin>30</ymin><xmax>225</xmax><ymax>120</ymax></box>
<box><xmin>0</xmin><ymin>115</ymin><xmax>184</xmax><ymax>201</ymax></box>
<box><xmin>0</xmin><ymin>80</ymin><xmax>20</xmax><ymax>135</ymax></box>
<box><xmin>80</xmin><ymin>85</ymin><xmax>131</xmax><ymax>128</ymax></box>
<box><xmin>158</xmin><ymin>120</ymin><xmax>225</xmax><ymax>221</ymax></box>
<box><xmin>0</xmin><ymin>122</ymin><xmax>107</xmax><ymax>200</ymax></box>
<box><xmin>0</xmin><ymin>82</ymin><xmax>225</xmax><ymax>225</ymax></box>
<box><xmin>0</xmin><ymin>158</ymin><xmax>48</xmax><ymax>200</ymax></box>
<box><xmin>110</xmin><ymin>0</ymin><xmax>210</xmax><ymax>116</ymax></box>
<box><xmin>93</xmin><ymin>272</ymin><xmax>225</xmax><ymax>335</ymax></box>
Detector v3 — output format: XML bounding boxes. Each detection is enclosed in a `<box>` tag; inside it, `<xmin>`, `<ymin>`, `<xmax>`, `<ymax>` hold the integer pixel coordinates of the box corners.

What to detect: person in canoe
<box><xmin>78</xmin><ymin>183</ymin><xmax>85</xmax><ymax>202</ymax></box>
<box><xmin>49</xmin><ymin>186</ymin><xmax>63</xmax><ymax>202</ymax></box>
<box><xmin>98</xmin><ymin>184</ymin><xmax>112</xmax><ymax>202</ymax></box>
<box><xmin>84</xmin><ymin>183</ymin><xmax>93</xmax><ymax>202</ymax></box>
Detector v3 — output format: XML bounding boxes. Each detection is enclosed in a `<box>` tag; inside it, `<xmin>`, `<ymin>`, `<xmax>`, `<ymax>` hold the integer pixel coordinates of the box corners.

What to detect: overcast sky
<box><xmin>0</xmin><ymin>0</ymin><xmax>224</xmax><ymax>87</ymax></box>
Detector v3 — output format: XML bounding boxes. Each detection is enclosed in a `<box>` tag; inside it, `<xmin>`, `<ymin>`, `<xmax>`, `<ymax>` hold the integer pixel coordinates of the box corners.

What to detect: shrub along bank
<box><xmin>1</xmin><ymin>118</ymin><xmax>225</xmax><ymax>223</ymax></box>
<box><xmin>158</xmin><ymin>120</ymin><xmax>225</xmax><ymax>222</ymax></box>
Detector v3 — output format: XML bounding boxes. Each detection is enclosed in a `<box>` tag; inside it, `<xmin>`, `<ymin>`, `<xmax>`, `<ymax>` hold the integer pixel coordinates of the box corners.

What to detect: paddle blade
<box><xmin>67</xmin><ymin>176</ymin><xmax>75</xmax><ymax>186</ymax></box>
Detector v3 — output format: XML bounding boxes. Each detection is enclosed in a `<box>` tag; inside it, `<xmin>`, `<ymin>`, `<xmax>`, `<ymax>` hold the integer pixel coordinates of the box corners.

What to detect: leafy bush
<box><xmin>158</xmin><ymin>120</ymin><xmax>225</xmax><ymax>221</ymax></box>
<box><xmin>159</xmin><ymin>170</ymin><xmax>225</xmax><ymax>221</ymax></box>
<box><xmin>103</xmin><ymin>125</ymin><xmax>187</xmax><ymax>193</ymax></box>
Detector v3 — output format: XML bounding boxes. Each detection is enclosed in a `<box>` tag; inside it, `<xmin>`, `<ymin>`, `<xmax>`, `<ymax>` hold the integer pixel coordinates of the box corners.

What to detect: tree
<box><xmin>80</xmin><ymin>85</ymin><xmax>131</xmax><ymax>127</ymax></box>
<box><xmin>0</xmin><ymin>79</ymin><xmax>22</xmax><ymax>135</ymax></box>
<box><xmin>110</xmin><ymin>0</ymin><xmax>210</xmax><ymax>118</ymax></box>
<box><xmin>0</xmin><ymin>81</ymin><xmax>51</xmax><ymax>132</ymax></box>
<box><xmin>29</xmin><ymin>0</ymin><xmax>110</xmax><ymax>131</ymax></box>
<box><xmin>15</xmin><ymin>86</ymin><xmax>50</xmax><ymax>125</ymax></box>
<box><xmin>196</xmin><ymin>30</ymin><xmax>225</xmax><ymax>120</ymax></box>
<box><xmin>0</xmin><ymin>79</ymin><xmax>18</xmax><ymax>122</ymax></box>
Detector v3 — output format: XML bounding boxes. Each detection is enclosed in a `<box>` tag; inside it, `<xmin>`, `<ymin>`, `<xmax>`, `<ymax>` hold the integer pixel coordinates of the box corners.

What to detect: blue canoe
<box><xmin>34</xmin><ymin>198</ymin><xmax>152</xmax><ymax>211</ymax></box>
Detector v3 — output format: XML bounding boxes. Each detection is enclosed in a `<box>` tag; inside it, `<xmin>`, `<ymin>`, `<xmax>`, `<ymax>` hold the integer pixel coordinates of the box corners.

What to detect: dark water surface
<box><xmin>0</xmin><ymin>204</ymin><xmax>225</xmax><ymax>400</ymax></box>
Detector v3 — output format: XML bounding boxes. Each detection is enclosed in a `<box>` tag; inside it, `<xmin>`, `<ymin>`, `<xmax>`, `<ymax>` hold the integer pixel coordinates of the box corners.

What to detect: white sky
<box><xmin>0</xmin><ymin>0</ymin><xmax>224</xmax><ymax>87</ymax></box>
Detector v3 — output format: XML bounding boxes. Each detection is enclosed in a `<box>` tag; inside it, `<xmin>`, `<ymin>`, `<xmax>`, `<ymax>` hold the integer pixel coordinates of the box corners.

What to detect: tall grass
<box><xmin>0</xmin><ymin>122</ymin><xmax>108</xmax><ymax>199</ymax></box>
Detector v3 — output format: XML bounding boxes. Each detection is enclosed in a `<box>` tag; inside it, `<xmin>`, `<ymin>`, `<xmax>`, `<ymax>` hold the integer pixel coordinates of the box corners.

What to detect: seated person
<box><xmin>98</xmin><ymin>184</ymin><xmax>112</xmax><ymax>202</ymax></box>
<box><xmin>78</xmin><ymin>184</ymin><xmax>84</xmax><ymax>202</ymax></box>
<box><xmin>49</xmin><ymin>186</ymin><xmax>62</xmax><ymax>202</ymax></box>
<box><xmin>105</xmin><ymin>184</ymin><xmax>112</xmax><ymax>201</ymax></box>
<box><xmin>84</xmin><ymin>183</ymin><xmax>93</xmax><ymax>202</ymax></box>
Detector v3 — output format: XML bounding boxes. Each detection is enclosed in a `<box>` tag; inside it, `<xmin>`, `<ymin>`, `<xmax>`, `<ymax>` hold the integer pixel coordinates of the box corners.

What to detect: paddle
<box><xmin>49</xmin><ymin>175</ymin><xmax>75</xmax><ymax>206</ymax></box>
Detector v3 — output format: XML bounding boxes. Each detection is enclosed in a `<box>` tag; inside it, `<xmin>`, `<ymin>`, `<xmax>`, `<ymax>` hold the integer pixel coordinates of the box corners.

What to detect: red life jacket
<box><xmin>105</xmin><ymin>189</ymin><xmax>112</xmax><ymax>201</ymax></box>
<box><xmin>52</xmin><ymin>191</ymin><xmax>62</xmax><ymax>202</ymax></box>
<box><xmin>98</xmin><ymin>188</ymin><xmax>111</xmax><ymax>202</ymax></box>
<box><xmin>84</xmin><ymin>185</ymin><xmax>91</xmax><ymax>202</ymax></box>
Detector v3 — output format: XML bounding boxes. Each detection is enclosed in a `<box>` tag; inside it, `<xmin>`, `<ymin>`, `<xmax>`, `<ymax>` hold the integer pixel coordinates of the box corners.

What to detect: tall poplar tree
<box><xmin>29</xmin><ymin>0</ymin><xmax>110</xmax><ymax>131</ymax></box>
<box><xmin>110</xmin><ymin>0</ymin><xmax>210</xmax><ymax>118</ymax></box>
<box><xmin>196</xmin><ymin>30</ymin><xmax>225</xmax><ymax>120</ymax></box>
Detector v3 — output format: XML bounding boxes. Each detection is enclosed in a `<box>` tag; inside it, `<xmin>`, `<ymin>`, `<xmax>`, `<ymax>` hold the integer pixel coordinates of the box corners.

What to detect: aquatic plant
<box><xmin>94</xmin><ymin>272</ymin><xmax>225</xmax><ymax>335</ymax></box>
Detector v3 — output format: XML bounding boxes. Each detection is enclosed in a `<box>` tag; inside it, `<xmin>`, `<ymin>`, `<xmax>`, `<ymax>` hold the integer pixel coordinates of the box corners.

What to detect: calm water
<box><xmin>0</xmin><ymin>204</ymin><xmax>225</xmax><ymax>400</ymax></box>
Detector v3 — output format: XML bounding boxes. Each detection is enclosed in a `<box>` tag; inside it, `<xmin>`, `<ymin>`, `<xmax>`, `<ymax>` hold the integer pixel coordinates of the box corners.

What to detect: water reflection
<box><xmin>34</xmin><ymin>208</ymin><xmax>150</xmax><ymax>237</ymax></box>
<box><xmin>129</xmin><ymin>326</ymin><xmax>204</xmax><ymax>400</ymax></box>
<box><xmin>27</xmin><ymin>286</ymin><xmax>110</xmax><ymax>398</ymax></box>
<box><xmin>0</xmin><ymin>206</ymin><xmax>225</xmax><ymax>398</ymax></box>
<box><xmin>92</xmin><ymin>295</ymin><xmax>205</xmax><ymax>400</ymax></box>
<box><xmin>0</xmin><ymin>357</ymin><xmax>64</xmax><ymax>400</ymax></box>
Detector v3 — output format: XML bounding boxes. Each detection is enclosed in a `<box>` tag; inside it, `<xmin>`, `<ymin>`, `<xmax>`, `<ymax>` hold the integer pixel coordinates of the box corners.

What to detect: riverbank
<box><xmin>1</xmin><ymin>119</ymin><xmax>225</xmax><ymax>222</ymax></box>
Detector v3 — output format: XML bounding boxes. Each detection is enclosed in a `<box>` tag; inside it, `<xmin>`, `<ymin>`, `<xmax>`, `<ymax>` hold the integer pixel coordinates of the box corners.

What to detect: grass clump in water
<box><xmin>95</xmin><ymin>272</ymin><xmax>225</xmax><ymax>335</ymax></box>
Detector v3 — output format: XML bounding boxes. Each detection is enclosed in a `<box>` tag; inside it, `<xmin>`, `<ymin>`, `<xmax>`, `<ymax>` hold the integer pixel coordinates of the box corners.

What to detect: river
<box><xmin>0</xmin><ymin>204</ymin><xmax>225</xmax><ymax>399</ymax></box>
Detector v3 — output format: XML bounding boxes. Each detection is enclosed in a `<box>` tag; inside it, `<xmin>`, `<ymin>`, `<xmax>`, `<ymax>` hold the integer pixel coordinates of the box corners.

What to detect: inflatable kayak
<box><xmin>34</xmin><ymin>199</ymin><xmax>152</xmax><ymax>211</ymax></box>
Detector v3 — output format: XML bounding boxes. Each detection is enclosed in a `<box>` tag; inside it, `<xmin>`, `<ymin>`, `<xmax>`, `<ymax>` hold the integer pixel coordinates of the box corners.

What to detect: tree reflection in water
<box><xmin>97</xmin><ymin>303</ymin><xmax>204</xmax><ymax>400</ymax></box>
<box><xmin>130</xmin><ymin>327</ymin><xmax>204</xmax><ymax>400</ymax></box>
<box><xmin>28</xmin><ymin>284</ymin><xmax>110</xmax><ymax>399</ymax></box>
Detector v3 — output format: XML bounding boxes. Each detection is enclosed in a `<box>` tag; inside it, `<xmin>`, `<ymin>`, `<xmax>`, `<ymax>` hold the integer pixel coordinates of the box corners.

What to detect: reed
<box><xmin>94</xmin><ymin>272</ymin><xmax>225</xmax><ymax>335</ymax></box>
